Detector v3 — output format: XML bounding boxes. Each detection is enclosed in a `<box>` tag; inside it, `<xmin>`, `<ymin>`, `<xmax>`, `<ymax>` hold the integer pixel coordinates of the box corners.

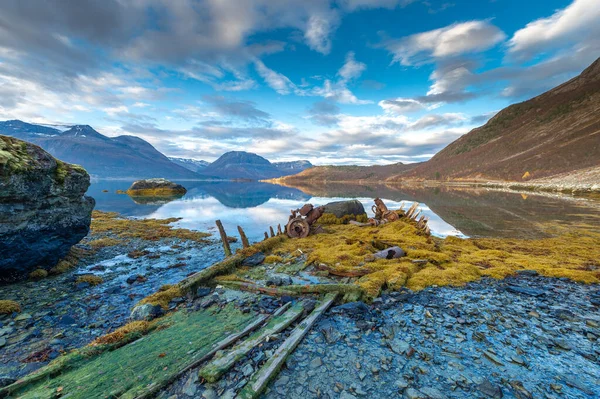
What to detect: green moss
<box><xmin>75</xmin><ymin>275</ymin><xmax>103</xmax><ymax>286</ymax></box>
<box><xmin>3</xmin><ymin>305</ymin><xmax>255</xmax><ymax>399</ymax></box>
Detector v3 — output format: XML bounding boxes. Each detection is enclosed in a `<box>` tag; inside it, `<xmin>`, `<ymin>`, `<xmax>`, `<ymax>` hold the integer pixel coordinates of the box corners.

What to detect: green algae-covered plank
<box><xmin>238</xmin><ymin>293</ymin><xmax>338</xmax><ymax>399</ymax></box>
<box><xmin>3</xmin><ymin>305</ymin><xmax>256</xmax><ymax>399</ymax></box>
<box><xmin>199</xmin><ymin>302</ymin><xmax>305</xmax><ymax>383</ymax></box>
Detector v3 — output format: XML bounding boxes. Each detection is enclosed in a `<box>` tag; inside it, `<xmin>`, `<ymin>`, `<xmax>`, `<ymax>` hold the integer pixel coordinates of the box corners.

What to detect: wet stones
<box><xmin>477</xmin><ymin>380</ymin><xmax>503</xmax><ymax>398</ymax></box>
<box><xmin>505</xmin><ymin>285</ymin><xmax>545</xmax><ymax>297</ymax></box>
<box><xmin>331</xmin><ymin>301</ymin><xmax>370</xmax><ymax>316</ymax></box>
<box><xmin>322</xmin><ymin>200</ymin><xmax>365</xmax><ymax>218</ymax></box>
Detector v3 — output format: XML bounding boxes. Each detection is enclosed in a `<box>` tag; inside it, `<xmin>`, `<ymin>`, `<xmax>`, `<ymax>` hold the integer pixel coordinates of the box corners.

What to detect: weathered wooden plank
<box><xmin>237</xmin><ymin>225</ymin><xmax>250</xmax><ymax>248</ymax></box>
<box><xmin>199</xmin><ymin>303</ymin><xmax>305</xmax><ymax>383</ymax></box>
<box><xmin>237</xmin><ymin>293</ymin><xmax>338</xmax><ymax>399</ymax></box>
<box><xmin>132</xmin><ymin>313</ymin><xmax>270</xmax><ymax>399</ymax></box>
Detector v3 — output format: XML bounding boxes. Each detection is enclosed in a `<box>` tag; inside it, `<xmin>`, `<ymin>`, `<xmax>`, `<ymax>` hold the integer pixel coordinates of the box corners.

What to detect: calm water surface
<box><xmin>88</xmin><ymin>180</ymin><xmax>600</xmax><ymax>243</ymax></box>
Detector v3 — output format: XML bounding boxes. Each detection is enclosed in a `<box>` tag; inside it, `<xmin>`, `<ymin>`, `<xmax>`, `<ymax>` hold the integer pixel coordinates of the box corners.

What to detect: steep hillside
<box><xmin>199</xmin><ymin>151</ymin><xmax>311</xmax><ymax>180</ymax></box>
<box><xmin>395</xmin><ymin>57</ymin><xmax>600</xmax><ymax>182</ymax></box>
<box><xmin>0</xmin><ymin>121</ymin><xmax>200</xmax><ymax>179</ymax></box>
<box><xmin>272</xmin><ymin>162</ymin><xmax>420</xmax><ymax>183</ymax></box>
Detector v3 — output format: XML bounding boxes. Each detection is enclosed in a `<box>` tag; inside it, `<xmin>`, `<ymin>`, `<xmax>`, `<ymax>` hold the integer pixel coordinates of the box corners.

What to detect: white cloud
<box><xmin>384</xmin><ymin>20</ymin><xmax>506</xmax><ymax>65</ymax></box>
<box><xmin>338</xmin><ymin>51</ymin><xmax>367</xmax><ymax>82</ymax></box>
<box><xmin>508</xmin><ymin>0</ymin><xmax>600</xmax><ymax>60</ymax></box>
<box><xmin>379</xmin><ymin>98</ymin><xmax>425</xmax><ymax>114</ymax></box>
<box><xmin>338</xmin><ymin>0</ymin><xmax>416</xmax><ymax>11</ymax></box>
<box><xmin>254</xmin><ymin>60</ymin><xmax>297</xmax><ymax>95</ymax></box>
<box><xmin>103</xmin><ymin>105</ymin><xmax>129</xmax><ymax>116</ymax></box>
<box><xmin>304</xmin><ymin>12</ymin><xmax>338</xmax><ymax>55</ymax></box>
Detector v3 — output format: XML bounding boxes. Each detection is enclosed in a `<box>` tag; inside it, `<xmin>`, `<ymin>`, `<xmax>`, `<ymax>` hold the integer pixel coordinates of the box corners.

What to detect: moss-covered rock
<box><xmin>0</xmin><ymin>135</ymin><xmax>94</xmax><ymax>281</ymax></box>
<box><xmin>126</xmin><ymin>178</ymin><xmax>186</xmax><ymax>197</ymax></box>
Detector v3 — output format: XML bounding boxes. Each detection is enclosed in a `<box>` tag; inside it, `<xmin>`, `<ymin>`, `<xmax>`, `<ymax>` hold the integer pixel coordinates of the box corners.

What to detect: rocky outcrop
<box><xmin>126</xmin><ymin>178</ymin><xmax>187</xmax><ymax>197</ymax></box>
<box><xmin>322</xmin><ymin>200</ymin><xmax>366</xmax><ymax>218</ymax></box>
<box><xmin>0</xmin><ymin>135</ymin><xmax>94</xmax><ymax>280</ymax></box>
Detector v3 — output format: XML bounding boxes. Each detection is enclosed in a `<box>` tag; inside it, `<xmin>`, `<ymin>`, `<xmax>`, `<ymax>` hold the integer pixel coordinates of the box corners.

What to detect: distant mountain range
<box><xmin>0</xmin><ymin>120</ymin><xmax>312</xmax><ymax>180</ymax></box>
<box><xmin>200</xmin><ymin>151</ymin><xmax>312</xmax><ymax>180</ymax></box>
<box><xmin>168</xmin><ymin>157</ymin><xmax>210</xmax><ymax>173</ymax></box>
<box><xmin>272</xmin><ymin>163</ymin><xmax>419</xmax><ymax>184</ymax></box>
<box><xmin>0</xmin><ymin>121</ymin><xmax>199</xmax><ymax>179</ymax></box>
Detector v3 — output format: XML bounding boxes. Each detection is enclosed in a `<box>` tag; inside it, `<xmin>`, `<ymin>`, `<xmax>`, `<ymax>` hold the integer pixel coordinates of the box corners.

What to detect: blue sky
<box><xmin>0</xmin><ymin>0</ymin><xmax>598</xmax><ymax>165</ymax></box>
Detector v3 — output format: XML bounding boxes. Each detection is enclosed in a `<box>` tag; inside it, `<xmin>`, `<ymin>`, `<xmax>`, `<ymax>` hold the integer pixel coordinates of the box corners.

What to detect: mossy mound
<box><xmin>0</xmin><ymin>300</ymin><xmax>21</xmax><ymax>314</ymax></box>
<box><xmin>263</xmin><ymin>219</ymin><xmax>600</xmax><ymax>299</ymax></box>
<box><xmin>28</xmin><ymin>269</ymin><xmax>48</xmax><ymax>280</ymax></box>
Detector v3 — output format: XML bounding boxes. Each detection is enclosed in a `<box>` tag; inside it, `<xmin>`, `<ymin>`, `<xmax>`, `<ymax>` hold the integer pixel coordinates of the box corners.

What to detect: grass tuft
<box><xmin>0</xmin><ymin>300</ymin><xmax>21</xmax><ymax>314</ymax></box>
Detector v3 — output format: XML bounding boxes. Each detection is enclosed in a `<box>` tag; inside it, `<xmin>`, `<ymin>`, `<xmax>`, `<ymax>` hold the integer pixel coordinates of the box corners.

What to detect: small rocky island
<box><xmin>0</xmin><ymin>135</ymin><xmax>94</xmax><ymax>281</ymax></box>
<box><xmin>126</xmin><ymin>178</ymin><xmax>187</xmax><ymax>197</ymax></box>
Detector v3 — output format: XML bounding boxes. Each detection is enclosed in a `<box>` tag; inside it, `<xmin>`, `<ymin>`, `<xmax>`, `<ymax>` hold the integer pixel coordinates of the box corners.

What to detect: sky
<box><xmin>0</xmin><ymin>0</ymin><xmax>598</xmax><ymax>165</ymax></box>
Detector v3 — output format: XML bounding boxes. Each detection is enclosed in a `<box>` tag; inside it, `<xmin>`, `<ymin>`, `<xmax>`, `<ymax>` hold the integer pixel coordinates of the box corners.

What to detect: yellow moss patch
<box><xmin>319</xmin><ymin>213</ymin><xmax>370</xmax><ymax>225</ymax></box>
<box><xmin>29</xmin><ymin>269</ymin><xmax>48</xmax><ymax>280</ymax></box>
<box><xmin>0</xmin><ymin>300</ymin><xmax>21</xmax><ymax>314</ymax></box>
<box><xmin>138</xmin><ymin>286</ymin><xmax>183</xmax><ymax>309</ymax></box>
<box><xmin>91</xmin><ymin>211</ymin><xmax>210</xmax><ymax>242</ymax></box>
<box><xmin>76</xmin><ymin>275</ymin><xmax>104</xmax><ymax>286</ymax></box>
<box><xmin>91</xmin><ymin>321</ymin><xmax>150</xmax><ymax>346</ymax></box>
<box><xmin>264</xmin><ymin>255</ymin><xmax>283</xmax><ymax>264</ymax></box>
<box><xmin>49</xmin><ymin>247</ymin><xmax>90</xmax><ymax>275</ymax></box>
<box><xmin>116</xmin><ymin>190</ymin><xmax>127</xmax><ymax>194</ymax></box>
<box><xmin>261</xmin><ymin>215</ymin><xmax>600</xmax><ymax>298</ymax></box>
<box><xmin>126</xmin><ymin>187</ymin><xmax>186</xmax><ymax>196</ymax></box>
<box><xmin>87</xmin><ymin>237</ymin><xmax>121</xmax><ymax>250</ymax></box>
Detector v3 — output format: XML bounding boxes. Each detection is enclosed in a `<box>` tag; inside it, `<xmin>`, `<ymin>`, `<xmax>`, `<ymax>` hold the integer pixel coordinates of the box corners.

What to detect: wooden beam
<box><xmin>199</xmin><ymin>303</ymin><xmax>305</xmax><ymax>382</ymax></box>
<box><xmin>237</xmin><ymin>225</ymin><xmax>250</xmax><ymax>248</ymax></box>
<box><xmin>237</xmin><ymin>293</ymin><xmax>338</xmax><ymax>399</ymax></box>
<box><xmin>215</xmin><ymin>220</ymin><xmax>231</xmax><ymax>257</ymax></box>
<box><xmin>269</xmin><ymin>226</ymin><xmax>276</xmax><ymax>238</ymax></box>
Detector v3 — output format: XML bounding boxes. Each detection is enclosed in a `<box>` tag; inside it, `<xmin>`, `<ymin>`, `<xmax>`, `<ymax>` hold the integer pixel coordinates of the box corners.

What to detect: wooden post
<box><xmin>215</xmin><ymin>220</ymin><xmax>231</xmax><ymax>257</ymax></box>
<box><xmin>269</xmin><ymin>226</ymin><xmax>275</xmax><ymax>238</ymax></box>
<box><xmin>277</xmin><ymin>224</ymin><xmax>282</xmax><ymax>235</ymax></box>
<box><xmin>237</xmin><ymin>226</ymin><xmax>250</xmax><ymax>248</ymax></box>
<box><xmin>264</xmin><ymin>232</ymin><xmax>269</xmax><ymax>240</ymax></box>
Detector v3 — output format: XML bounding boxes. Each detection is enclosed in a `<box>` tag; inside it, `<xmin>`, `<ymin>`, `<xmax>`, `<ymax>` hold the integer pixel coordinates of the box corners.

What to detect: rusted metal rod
<box><xmin>215</xmin><ymin>220</ymin><xmax>231</xmax><ymax>257</ymax></box>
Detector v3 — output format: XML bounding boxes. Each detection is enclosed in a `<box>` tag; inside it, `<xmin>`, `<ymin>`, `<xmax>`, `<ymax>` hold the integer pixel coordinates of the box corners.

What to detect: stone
<box><xmin>516</xmin><ymin>270</ymin><xmax>539</xmax><ymax>277</ymax></box>
<box><xmin>477</xmin><ymin>380</ymin><xmax>503</xmax><ymax>398</ymax></box>
<box><xmin>266</xmin><ymin>275</ymin><xmax>293</xmax><ymax>286</ymax></box>
<box><xmin>420</xmin><ymin>387</ymin><xmax>447</xmax><ymax>399</ymax></box>
<box><xmin>130</xmin><ymin>304</ymin><xmax>164</xmax><ymax>321</ymax></box>
<box><xmin>322</xmin><ymin>200</ymin><xmax>366</xmax><ymax>218</ymax></box>
<box><xmin>340</xmin><ymin>391</ymin><xmax>357</xmax><ymax>399</ymax></box>
<box><xmin>0</xmin><ymin>337</ymin><xmax>5</xmax><ymax>347</ymax></box>
<box><xmin>14</xmin><ymin>313</ymin><xmax>32</xmax><ymax>321</ymax></box>
<box><xmin>331</xmin><ymin>301</ymin><xmax>370</xmax><ymax>316</ymax></box>
<box><xmin>241</xmin><ymin>363</ymin><xmax>254</xmax><ymax>377</ymax></box>
<box><xmin>195</xmin><ymin>287</ymin><xmax>211</xmax><ymax>297</ymax></box>
<box><xmin>242</xmin><ymin>252</ymin><xmax>265</xmax><ymax>267</ymax></box>
<box><xmin>506</xmin><ymin>285</ymin><xmax>545</xmax><ymax>297</ymax></box>
<box><xmin>373</xmin><ymin>246</ymin><xmax>406</xmax><ymax>260</ymax></box>
<box><xmin>58</xmin><ymin>315</ymin><xmax>77</xmax><ymax>326</ymax></box>
<box><xmin>404</xmin><ymin>388</ymin><xmax>426</xmax><ymax>399</ymax></box>
<box><xmin>309</xmin><ymin>357</ymin><xmax>323</xmax><ymax>369</ymax></box>
<box><xmin>388</xmin><ymin>338</ymin><xmax>410</xmax><ymax>355</ymax></box>
<box><xmin>0</xmin><ymin>135</ymin><xmax>94</xmax><ymax>281</ymax></box>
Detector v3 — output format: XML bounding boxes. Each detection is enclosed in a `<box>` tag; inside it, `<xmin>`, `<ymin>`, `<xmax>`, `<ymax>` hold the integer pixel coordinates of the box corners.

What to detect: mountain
<box><xmin>199</xmin><ymin>151</ymin><xmax>312</xmax><ymax>180</ymax></box>
<box><xmin>168</xmin><ymin>157</ymin><xmax>210</xmax><ymax>173</ymax></box>
<box><xmin>392</xmin><ymin>57</ymin><xmax>600</xmax><ymax>182</ymax></box>
<box><xmin>273</xmin><ymin>160</ymin><xmax>313</xmax><ymax>174</ymax></box>
<box><xmin>271</xmin><ymin>162</ymin><xmax>420</xmax><ymax>183</ymax></box>
<box><xmin>0</xmin><ymin>121</ymin><xmax>201</xmax><ymax>179</ymax></box>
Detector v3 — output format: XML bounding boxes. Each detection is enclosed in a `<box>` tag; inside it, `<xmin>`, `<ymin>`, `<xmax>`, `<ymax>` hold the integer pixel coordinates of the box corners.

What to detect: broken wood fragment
<box><xmin>270</xmin><ymin>226</ymin><xmax>276</xmax><ymax>238</ymax></box>
<box><xmin>237</xmin><ymin>226</ymin><xmax>250</xmax><ymax>248</ymax></box>
<box><xmin>277</xmin><ymin>224</ymin><xmax>282</xmax><ymax>235</ymax></box>
<box><xmin>199</xmin><ymin>303</ymin><xmax>305</xmax><ymax>382</ymax></box>
<box><xmin>237</xmin><ymin>293</ymin><xmax>338</xmax><ymax>399</ymax></box>
<box><xmin>215</xmin><ymin>220</ymin><xmax>232</xmax><ymax>257</ymax></box>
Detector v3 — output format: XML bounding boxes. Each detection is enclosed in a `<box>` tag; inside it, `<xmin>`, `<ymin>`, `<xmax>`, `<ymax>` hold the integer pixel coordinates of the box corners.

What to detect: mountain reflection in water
<box><xmin>88</xmin><ymin>180</ymin><xmax>600</xmax><ymax>242</ymax></box>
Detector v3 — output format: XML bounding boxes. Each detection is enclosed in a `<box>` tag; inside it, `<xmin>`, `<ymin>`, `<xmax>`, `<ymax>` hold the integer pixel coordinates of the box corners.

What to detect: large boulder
<box><xmin>0</xmin><ymin>135</ymin><xmax>94</xmax><ymax>280</ymax></box>
<box><xmin>126</xmin><ymin>178</ymin><xmax>186</xmax><ymax>197</ymax></box>
<box><xmin>322</xmin><ymin>200</ymin><xmax>365</xmax><ymax>218</ymax></box>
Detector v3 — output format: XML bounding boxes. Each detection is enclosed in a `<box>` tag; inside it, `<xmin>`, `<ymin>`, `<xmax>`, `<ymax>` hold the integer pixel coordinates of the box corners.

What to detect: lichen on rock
<box><xmin>126</xmin><ymin>178</ymin><xmax>187</xmax><ymax>197</ymax></box>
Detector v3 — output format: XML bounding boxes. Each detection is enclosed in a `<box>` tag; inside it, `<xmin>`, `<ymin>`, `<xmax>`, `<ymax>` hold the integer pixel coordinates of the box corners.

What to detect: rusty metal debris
<box><xmin>369</xmin><ymin>197</ymin><xmax>400</xmax><ymax>225</ymax></box>
<box><xmin>286</xmin><ymin>203</ymin><xmax>325</xmax><ymax>238</ymax></box>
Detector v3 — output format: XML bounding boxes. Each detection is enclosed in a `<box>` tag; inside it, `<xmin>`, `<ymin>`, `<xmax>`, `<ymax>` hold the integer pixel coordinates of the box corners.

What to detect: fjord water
<box><xmin>88</xmin><ymin>180</ymin><xmax>600</xmax><ymax>241</ymax></box>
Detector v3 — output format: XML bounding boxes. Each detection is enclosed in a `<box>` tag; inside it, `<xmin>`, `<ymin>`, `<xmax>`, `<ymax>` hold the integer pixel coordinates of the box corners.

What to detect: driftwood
<box><xmin>315</xmin><ymin>263</ymin><xmax>372</xmax><ymax>277</ymax></box>
<box><xmin>199</xmin><ymin>303</ymin><xmax>305</xmax><ymax>382</ymax></box>
<box><xmin>218</xmin><ymin>280</ymin><xmax>363</xmax><ymax>298</ymax></box>
<box><xmin>269</xmin><ymin>226</ymin><xmax>276</xmax><ymax>238</ymax></box>
<box><xmin>237</xmin><ymin>226</ymin><xmax>250</xmax><ymax>248</ymax></box>
<box><xmin>237</xmin><ymin>293</ymin><xmax>338</xmax><ymax>399</ymax></box>
<box><xmin>215</xmin><ymin>220</ymin><xmax>232</xmax><ymax>257</ymax></box>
